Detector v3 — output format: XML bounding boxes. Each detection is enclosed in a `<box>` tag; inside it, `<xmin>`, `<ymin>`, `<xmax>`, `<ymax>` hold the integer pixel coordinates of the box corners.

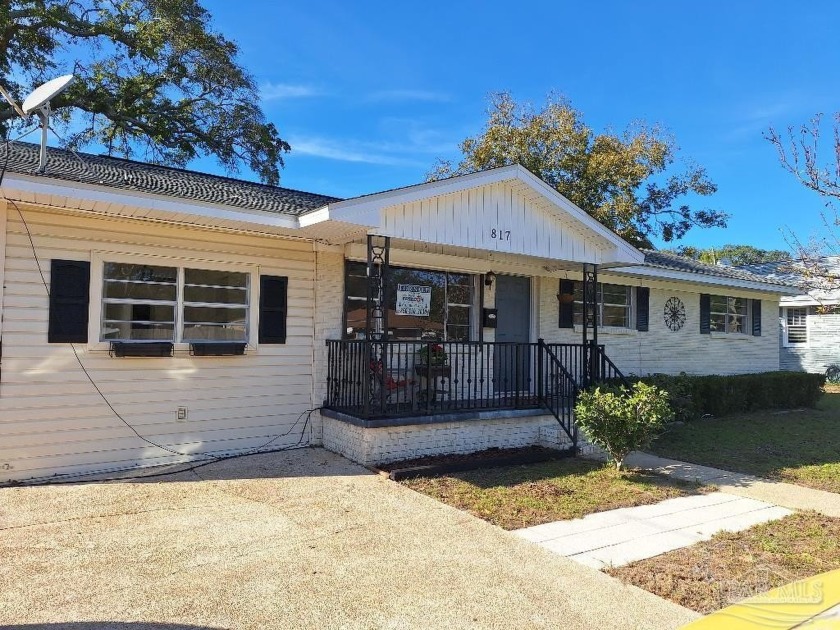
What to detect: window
<box><xmin>573</xmin><ymin>283</ymin><xmax>633</xmax><ymax>328</ymax></box>
<box><xmin>343</xmin><ymin>261</ymin><xmax>475</xmax><ymax>341</ymax></box>
<box><xmin>784</xmin><ymin>307</ymin><xmax>808</xmax><ymax>345</ymax></box>
<box><xmin>101</xmin><ymin>262</ymin><xmax>249</xmax><ymax>343</ymax></box>
<box><xmin>710</xmin><ymin>295</ymin><xmax>748</xmax><ymax>334</ymax></box>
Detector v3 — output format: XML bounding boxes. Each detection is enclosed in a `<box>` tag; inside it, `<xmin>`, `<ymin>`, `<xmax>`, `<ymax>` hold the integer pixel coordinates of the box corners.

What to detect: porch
<box><xmin>323</xmin><ymin>339</ymin><xmax>627</xmax><ymax>445</ymax></box>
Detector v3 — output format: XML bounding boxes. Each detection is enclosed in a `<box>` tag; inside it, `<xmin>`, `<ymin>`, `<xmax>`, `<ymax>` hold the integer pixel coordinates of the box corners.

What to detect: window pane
<box><xmin>446</xmin><ymin>325</ymin><xmax>470</xmax><ymax>341</ymax></box>
<box><xmin>184</xmin><ymin>285</ymin><xmax>247</xmax><ymax>305</ymax></box>
<box><xmin>184</xmin><ymin>306</ymin><xmax>246</xmax><ymax>325</ymax></box>
<box><xmin>104</xmin><ymin>280</ymin><xmax>177</xmax><ymax>301</ymax></box>
<box><xmin>345</xmin><ymin>274</ymin><xmax>369</xmax><ymax>300</ymax></box>
<box><xmin>104</xmin><ymin>262</ymin><xmax>176</xmax><ymax>284</ymax></box>
<box><xmin>102</xmin><ymin>321</ymin><xmax>174</xmax><ymax>341</ymax></box>
<box><xmin>184</xmin><ymin>269</ymin><xmax>246</xmax><ymax>288</ymax></box>
<box><xmin>729</xmin><ymin>297</ymin><xmax>747</xmax><ymax>316</ymax></box>
<box><xmin>447</xmin><ymin>285</ymin><xmax>471</xmax><ymax>305</ymax></box>
<box><xmin>602</xmin><ymin>284</ymin><xmax>630</xmax><ymax>306</ymax></box>
<box><xmin>447</xmin><ymin>305</ymin><xmax>470</xmax><ymax>326</ymax></box>
<box><xmin>727</xmin><ymin>314</ymin><xmax>745</xmax><ymax>333</ymax></box>
<box><xmin>603</xmin><ymin>305</ymin><xmax>629</xmax><ymax>327</ymax></box>
<box><xmin>183</xmin><ymin>323</ymin><xmax>246</xmax><ymax>342</ymax></box>
<box><xmin>710</xmin><ymin>313</ymin><xmax>727</xmax><ymax>332</ymax></box>
<box><xmin>710</xmin><ymin>295</ymin><xmax>728</xmax><ymax>313</ymax></box>
<box><xmin>104</xmin><ymin>303</ymin><xmax>175</xmax><ymax>323</ymax></box>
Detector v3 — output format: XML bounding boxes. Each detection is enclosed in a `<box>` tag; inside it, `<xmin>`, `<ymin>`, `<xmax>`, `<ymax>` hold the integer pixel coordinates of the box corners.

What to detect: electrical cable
<box><xmin>0</xmin><ymin>134</ymin><xmax>320</xmax><ymax>487</ymax></box>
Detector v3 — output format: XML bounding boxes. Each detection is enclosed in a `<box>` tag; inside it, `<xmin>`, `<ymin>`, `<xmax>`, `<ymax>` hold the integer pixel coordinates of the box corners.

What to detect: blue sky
<box><xmin>121</xmin><ymin>2</ymin><xmax>840</xmax><ymax>250</ymax></box>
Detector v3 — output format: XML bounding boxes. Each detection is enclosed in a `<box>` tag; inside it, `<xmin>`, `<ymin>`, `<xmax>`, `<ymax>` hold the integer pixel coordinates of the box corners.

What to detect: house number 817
<box><xmin>490</xmin><ymin>228</ymin><xmax>511</xmax><ymax>241</ymax></box>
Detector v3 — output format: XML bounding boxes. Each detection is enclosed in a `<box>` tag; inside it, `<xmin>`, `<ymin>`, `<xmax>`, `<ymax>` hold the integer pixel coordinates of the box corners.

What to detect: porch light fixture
<box><xmin>484</xmin><ymin>271</ymin><xmax>496</xmax><ymax>288</ymax></box>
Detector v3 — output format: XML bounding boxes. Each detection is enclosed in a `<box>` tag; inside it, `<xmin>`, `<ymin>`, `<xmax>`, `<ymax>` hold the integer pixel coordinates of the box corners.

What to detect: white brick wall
<box><xmin>538</xmin><ymin>275</ymin><xmax>781</xmax><ymax>376</ymax></box>
<box><xmin>322</xmin><ymin>413</ymin><xmax>594</xmax><ymax>466</ymax></box>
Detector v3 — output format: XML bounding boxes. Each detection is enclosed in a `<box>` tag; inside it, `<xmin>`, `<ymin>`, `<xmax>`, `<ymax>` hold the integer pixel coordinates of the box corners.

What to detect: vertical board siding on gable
<box><xmin>537</xmin><ymin>276</ymin><xmax>780</xmax><ymax>376</ymax></box>
<box><xmin>380</xmin><ymin>182</ymin><xmax>602</xmax><ymax>263</ymax></box>
<box><xmin>0</xmin><ymin>206</ymin><xmax>317</xmax><ymax>482</ymax></box>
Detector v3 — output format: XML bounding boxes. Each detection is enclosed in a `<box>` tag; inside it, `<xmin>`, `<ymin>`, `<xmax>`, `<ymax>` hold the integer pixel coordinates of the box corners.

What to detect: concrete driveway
<box><xmin>0</xmin><ymin>448</ymin><xmax>699</xmax><ymax>630</ymax></box>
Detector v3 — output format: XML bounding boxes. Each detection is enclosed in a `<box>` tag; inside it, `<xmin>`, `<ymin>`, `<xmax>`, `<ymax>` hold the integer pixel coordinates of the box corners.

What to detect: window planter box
<box><xmin>189</xmin><ymin>342</ymin><xmax>247</xmax><ymax>356</ymax></box>
<box><xmin>110</xmin><ymin>342</ymin><xmax>174</xmax><ymax>357</ymax></box>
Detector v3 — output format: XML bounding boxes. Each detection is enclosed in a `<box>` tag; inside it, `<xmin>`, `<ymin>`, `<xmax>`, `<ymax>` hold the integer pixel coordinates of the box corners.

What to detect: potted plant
<box><xmin>415</xmin><ymin>343</ymin><xmax>450</xmax><ymax>378</ymax></box>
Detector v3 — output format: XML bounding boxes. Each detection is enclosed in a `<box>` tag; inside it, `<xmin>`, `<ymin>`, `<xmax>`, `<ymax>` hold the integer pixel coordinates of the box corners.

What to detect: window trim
<box><xmin>708</xmin><ymin>294</ymin><xmax>751</xmax><ymax>335</ymax></box>
<box><xmin>572</xmin><ymin>282</ymin><xmax>635</xmax><ymax>330</ymax></box>
<box><xmin>88</xmin><ymin>252</ymin><xmax>260</xmax><ymax>351</ymax></box>
<box><xmin>782</xmin><ymin>306</ymin><xmax>809</xmax><ymax>347</ymax></box>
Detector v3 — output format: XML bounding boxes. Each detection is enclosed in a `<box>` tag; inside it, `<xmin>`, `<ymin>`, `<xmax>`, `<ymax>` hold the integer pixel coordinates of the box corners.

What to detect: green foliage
<box><xmin>669</xmin><ymin>244</ymin><xmax>790</xmax><ymax>266</ymax></box>
<box><xmin>1</xmin><ymin>0</ymin><xmax>289</xmax><ymax>184</ymax></box>
<box><xmin>574</xmin><ymin>382</ymin><xmax>674</xmax><ymax>470</ymax></box>
<box><xmin>429</xmin><ymin>92</ymin><xmax>726</xmax><ymax>247</ymax></box>
<box><xmin>826</xmin><ymin>365</ymin><xmax>840</xmax><ymax>385</ymax></box>
<box><xmin>633</xmin><ymin>371</ymin><xmax>826</xmax><ymax>419</ymax></box>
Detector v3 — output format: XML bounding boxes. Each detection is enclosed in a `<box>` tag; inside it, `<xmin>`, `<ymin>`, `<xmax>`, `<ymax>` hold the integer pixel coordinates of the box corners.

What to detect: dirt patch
<box><xmin>607</xmin><ymin>511</ymin><xmax>840</xmax><ymax>614</ymax></box>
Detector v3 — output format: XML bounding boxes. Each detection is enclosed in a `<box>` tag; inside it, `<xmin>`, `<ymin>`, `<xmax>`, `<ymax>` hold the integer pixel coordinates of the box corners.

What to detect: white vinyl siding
<box><xmin>0</xmin><ymin>204</ymin><xmax>316</xmax><ymax>483</ymax></box>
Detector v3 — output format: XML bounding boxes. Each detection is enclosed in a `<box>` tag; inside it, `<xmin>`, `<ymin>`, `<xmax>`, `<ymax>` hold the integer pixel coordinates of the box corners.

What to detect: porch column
<box><xmin>581</xmin><ymin>263</ymin><xmax>598</xmax><ymax>386</ymax></box>
<box><xmin>365</xmin><ymin>234</ymin><xmax>390</xmax><ymax>340</ymax></box>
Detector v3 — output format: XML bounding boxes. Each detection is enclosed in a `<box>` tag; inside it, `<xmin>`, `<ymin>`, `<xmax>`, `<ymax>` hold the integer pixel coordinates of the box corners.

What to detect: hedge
<box><xmin>629</xmin><ymin>371</ymin><xmax>826</xmax><ymax>420</ymax></box>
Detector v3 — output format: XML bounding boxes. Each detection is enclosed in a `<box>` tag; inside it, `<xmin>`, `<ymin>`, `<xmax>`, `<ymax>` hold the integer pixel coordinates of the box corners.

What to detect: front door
<box><xmin>494</xmin><ymin>275</ymin><xmax>531</xmax><ymax>393</ymax></box>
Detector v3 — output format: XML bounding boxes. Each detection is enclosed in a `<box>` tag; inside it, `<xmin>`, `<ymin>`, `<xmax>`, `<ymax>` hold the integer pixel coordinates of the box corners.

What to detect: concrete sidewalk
<box><xmin>624</xmin><ymin>452</ymin><xmax>840</xmax><ymax>518</ymax></box>
<box><xmin>516</xmin><ymin>492</ymin><xmax>791</xmax><ymax>569</ymax></box>
<box><xmin>0</xmin><ymin>448</ymin><xmax>699</xmax><ymax>630</ymax></box>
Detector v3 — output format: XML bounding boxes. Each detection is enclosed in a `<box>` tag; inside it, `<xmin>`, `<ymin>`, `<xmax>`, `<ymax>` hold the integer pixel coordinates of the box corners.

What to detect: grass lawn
<box><xmin>400</xmin><ymin>457</ymin><xmax>710</xmax><ymax>530</ymax></box>
<box><xmin>650</xmin><ymin>387</ymin><xmax>840</xmax><ymax>493</ymax></box>
<box><xmin>607</xmin><ymin>512</ymin><xmax>840</xmax><ymax>614</ymax></box>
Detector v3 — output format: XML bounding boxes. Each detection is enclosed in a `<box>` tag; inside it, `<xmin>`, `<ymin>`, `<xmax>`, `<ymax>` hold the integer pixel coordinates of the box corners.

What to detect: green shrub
<box><xmin>826</xmin><ymin>364</ymin><xmax>840</xmax><ymax>385</ymax></box>
<box><xmin>575</xmin><ymin>382</ymin><xmax>674</xmax><ymax>471</ymax></box>
<box><xmin>631</xmin><ymin>371</ymin><xmax>825</xmax><ymax>419</ymax></box>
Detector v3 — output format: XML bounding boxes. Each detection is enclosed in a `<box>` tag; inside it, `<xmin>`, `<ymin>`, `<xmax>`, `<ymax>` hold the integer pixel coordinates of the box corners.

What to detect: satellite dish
<box><xmin>22</xmin><ymin>74</ymin><xmax>74</xmax><ymax>115</ymax></box>
<box><xmin>19</xmin><ymin>74</ymin><xmax>75</xmax><ymax>173</ymax></box>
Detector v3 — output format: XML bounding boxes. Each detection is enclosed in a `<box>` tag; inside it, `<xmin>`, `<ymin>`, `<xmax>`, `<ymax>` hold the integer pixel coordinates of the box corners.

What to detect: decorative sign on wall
<box><xmin>664</xmin><ymin>296</ymin><xmax>686</xmax><ymax>332</ymax></box>
<box><xmin>396</xmin><ymin>284</ymin><xmax>432</xmax><ymax>316</ymax></box>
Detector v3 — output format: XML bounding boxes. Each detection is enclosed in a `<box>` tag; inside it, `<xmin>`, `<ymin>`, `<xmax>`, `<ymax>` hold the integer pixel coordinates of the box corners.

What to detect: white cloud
<box><xmin>260</xmin><ymin>82</ymin><xmax>322</xmax><ymax>101</ymax></box>
<box><xmin>366</xmin><ymin>89</ymin><xmax>451</xmax><ymax>103</ymax></box>
<box><xmin>289</xmin><ymin>136</ymin><xmax>429</xmax><ymax>167</ymax></box>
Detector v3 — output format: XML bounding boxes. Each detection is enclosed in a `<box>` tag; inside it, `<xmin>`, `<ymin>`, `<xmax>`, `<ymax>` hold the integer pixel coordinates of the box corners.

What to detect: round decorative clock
<box><xmin>664</xmin><ymin>297</ymin><xmax>686</xmax><ymax>331</ymax></box>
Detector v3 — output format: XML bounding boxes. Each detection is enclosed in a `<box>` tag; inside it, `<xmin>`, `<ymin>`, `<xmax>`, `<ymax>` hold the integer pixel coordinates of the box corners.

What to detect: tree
<box><xmin>429</xmin><ymin>92</ymin><xmax>726</xmax><ymax>248</ymax></box>
<box><xmin>669</xmin><ymin>244</ymin><xmax>790</xmax><ymax>266</ymax></box>
<box><xmin>1</xmin><ymin>0</ymin><xmax>289</xmax><ymax>184</ymax></box>
<box><xmin>766</xmin><ymin>114</ymin><xmax>840</xmax><ymax>285</ymax></box>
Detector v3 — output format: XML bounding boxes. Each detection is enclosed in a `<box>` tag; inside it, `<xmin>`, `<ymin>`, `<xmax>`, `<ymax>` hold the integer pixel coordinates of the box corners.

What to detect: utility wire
<box><xmin>0</xmin><ymin>135</ymin><xmax>319</xmax><ymax>487</ymax></box>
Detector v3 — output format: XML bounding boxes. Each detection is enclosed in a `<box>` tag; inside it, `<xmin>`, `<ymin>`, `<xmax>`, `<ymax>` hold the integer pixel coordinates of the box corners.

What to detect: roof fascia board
<box><xmin>614</xmin><ymin>265</ymin><xmax>800</xmax><ymax>295</ymax></box>
<box><xmin>2</xmin><ymin>173</ymin><xmax>298</xmax><ymax>229</ymax></box>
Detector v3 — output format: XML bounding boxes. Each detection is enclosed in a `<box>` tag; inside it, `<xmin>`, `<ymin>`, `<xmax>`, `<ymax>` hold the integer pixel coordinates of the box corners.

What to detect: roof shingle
<box><xmin>2</xmin><ymin>141</ymin><xmax>340</xmax><ymax>217</ymax></box>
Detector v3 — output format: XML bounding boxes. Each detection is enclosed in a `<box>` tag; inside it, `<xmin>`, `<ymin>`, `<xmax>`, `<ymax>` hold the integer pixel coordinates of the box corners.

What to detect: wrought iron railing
<box><xmin>324</xmin><ymin>339</ymin><xmax>628</xmax><ymax>445</ymax></box>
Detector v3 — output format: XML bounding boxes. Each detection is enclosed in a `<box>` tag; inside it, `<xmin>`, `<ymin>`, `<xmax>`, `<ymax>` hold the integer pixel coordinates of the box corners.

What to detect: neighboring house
<box><xmin>743</xmin><ymin>257</ymin><xmax>840</xmax><ymax>374</ymax></box>
<box><xmin>0</xmin><ymin>143</ymin><xmax>797</xmax><ymax>483</ymax></box>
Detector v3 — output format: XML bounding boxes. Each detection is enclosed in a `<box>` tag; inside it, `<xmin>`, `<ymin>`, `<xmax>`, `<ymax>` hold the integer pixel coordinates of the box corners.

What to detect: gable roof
<box><xmin>300</xmin><ymin>163</ymin><xmax>645</xmax><ymax>265</ymax></box>
<box><xmin>2</xmin><ymin>141</ymin><xmax>339</xmax><ymax>217</ymax></box>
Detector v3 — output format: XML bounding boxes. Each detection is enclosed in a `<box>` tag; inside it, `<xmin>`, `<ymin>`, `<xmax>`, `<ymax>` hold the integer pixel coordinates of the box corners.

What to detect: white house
<box><xmin>744</xmin><ymin>257</ymin><xmax>840</xmax><ymax>374</ymax></box>
<box><xmin>0</xmin><ymin>142</ymin><xmax>797</xmax><ymax>483</ymax></box>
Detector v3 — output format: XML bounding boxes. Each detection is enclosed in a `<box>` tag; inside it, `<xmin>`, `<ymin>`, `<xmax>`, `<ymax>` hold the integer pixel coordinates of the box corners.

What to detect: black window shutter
<box><xmin>259</xmin><ymin>275</ymin><xmax>288</xmax><ymax>344</ymax></box>
<box><xmin>48</xmin><ymin>259</ymin><xmax>90</xmax><ymax>343</ymax></box>
<box><xmin>558</xmin><ymin>279</ymin><xmax>575</xmax><ymax>328</ymax></box>
<box><xmin>636</xmin><ymin>287</ymin><xmax>650</xmax><ymax>332</ymax></box>
<box><xmin>752</xmin><ymin>299</ymin><xmax>762</xmax><ymax>336</ymax></box>
<box><xmin>699</xmin><ymin>294</ymin><xmax>711</xmax><ymax>334</ymax></box>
